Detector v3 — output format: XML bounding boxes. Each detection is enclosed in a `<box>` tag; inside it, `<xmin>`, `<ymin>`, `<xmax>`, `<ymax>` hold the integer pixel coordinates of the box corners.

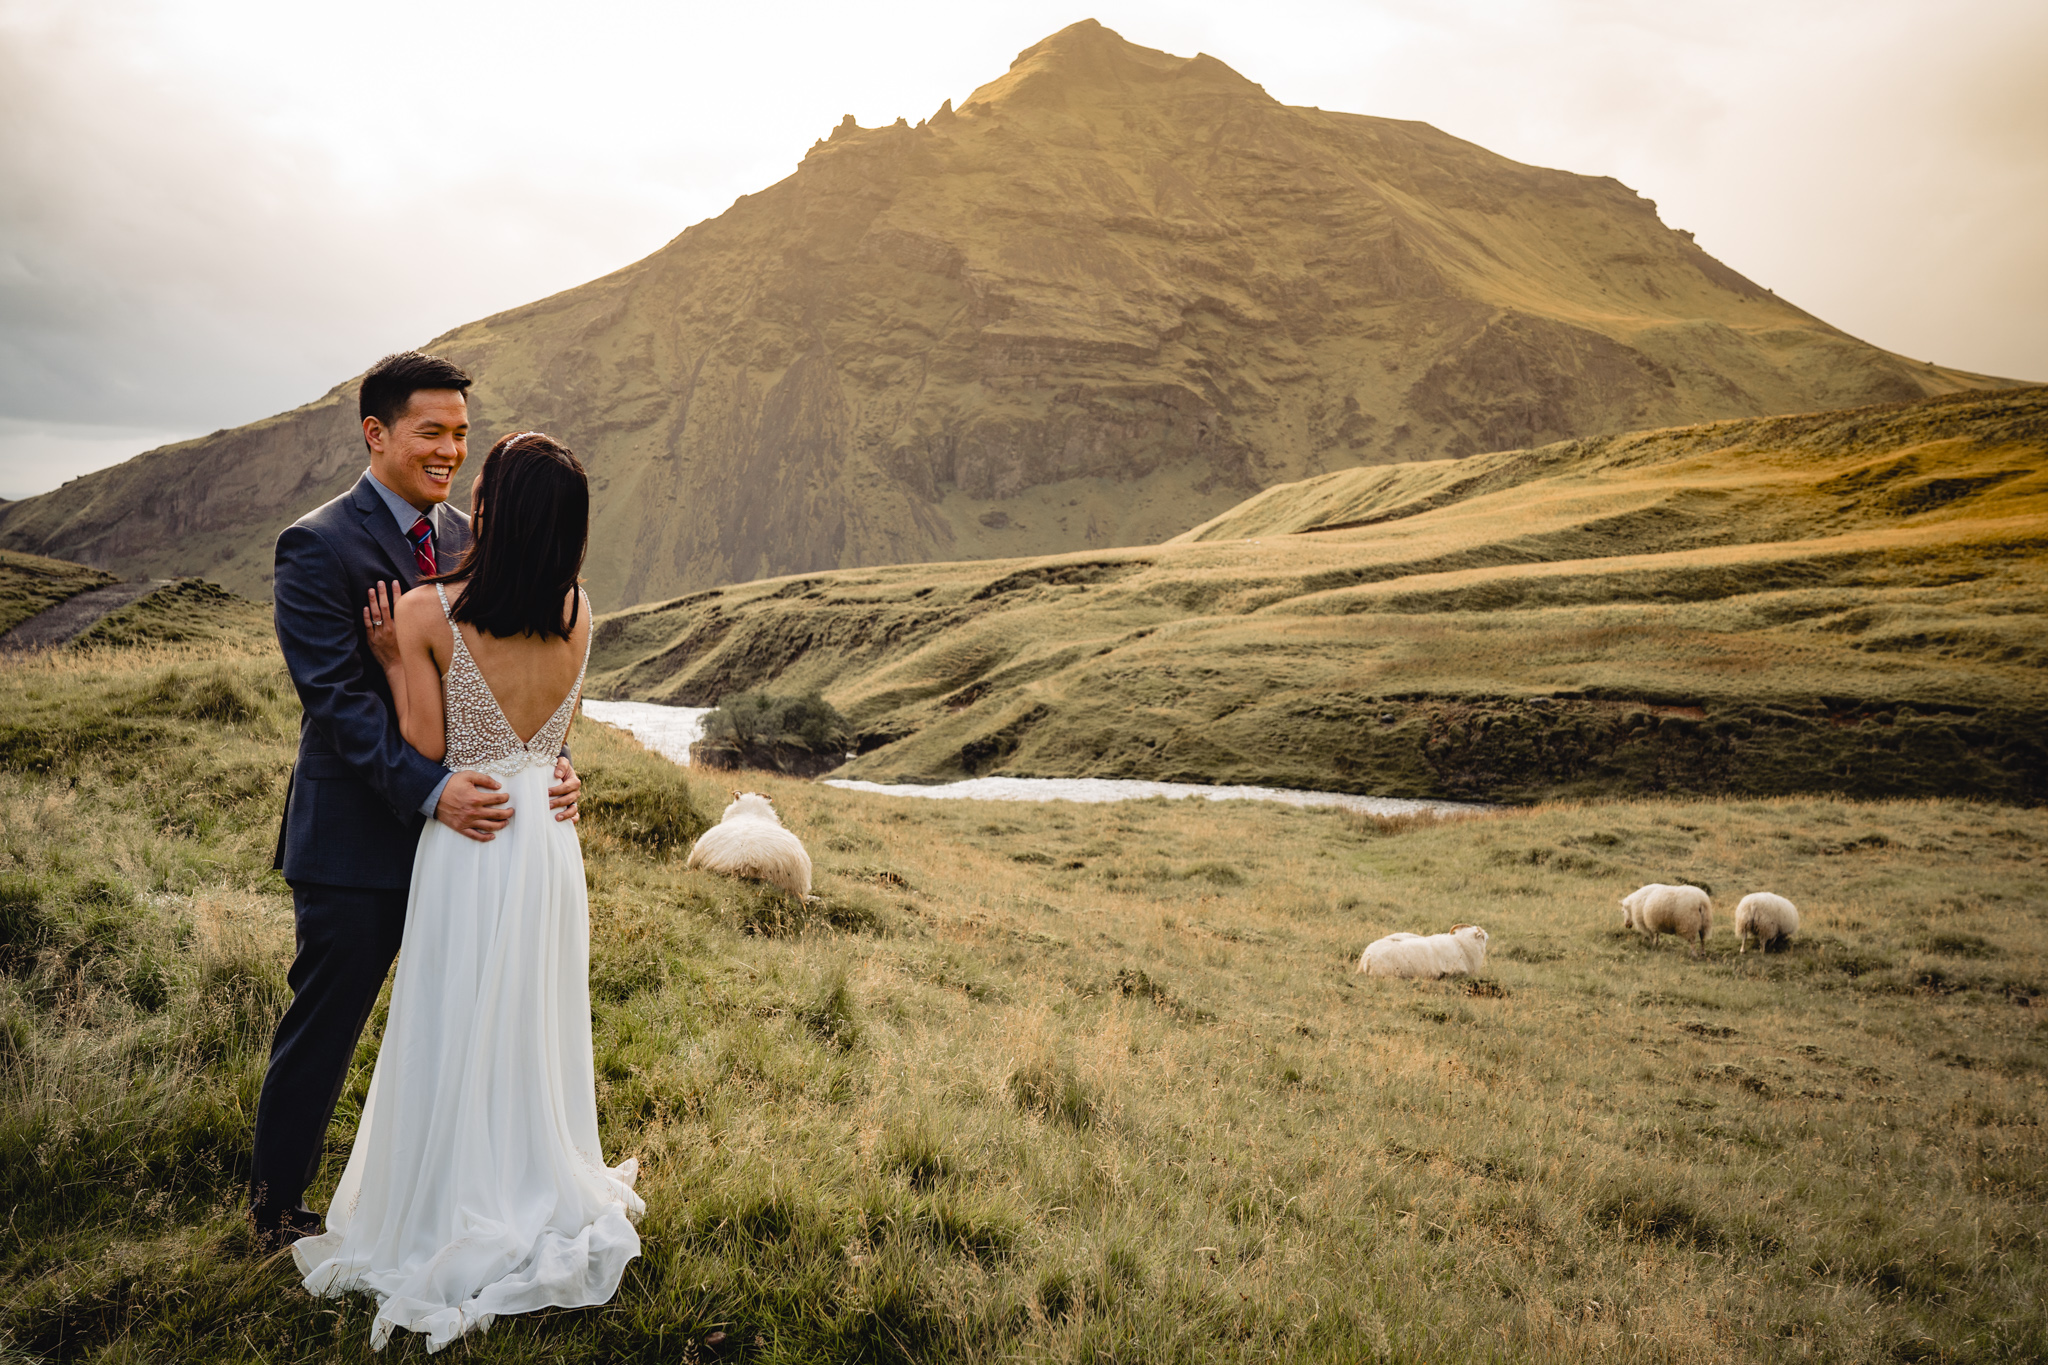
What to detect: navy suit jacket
<box><xmin>272</xmin><ymin>473</ymin><xmax>473</xmax><ymax>889</ymax></box>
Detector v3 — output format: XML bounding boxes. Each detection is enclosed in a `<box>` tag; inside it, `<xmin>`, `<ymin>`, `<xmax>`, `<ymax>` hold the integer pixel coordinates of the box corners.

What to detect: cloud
<box><xmin>1220</xmin><ymin>0</ymin><xmax>2048</xmax><ymax>377</ymax></box>
<box><xmin>0</xmin><ymin>420</ymin><xmax>191</xmax><ymax>502</ymax></box>
<box><xmin>1</xmin><ymin>0</ymin><xmax>2041</xmax><ymax>499</ymax></box>
<box><xmin>0</xmin><ymin>0</ymin><xmax>717</xmax><ymax>431</ymax></box>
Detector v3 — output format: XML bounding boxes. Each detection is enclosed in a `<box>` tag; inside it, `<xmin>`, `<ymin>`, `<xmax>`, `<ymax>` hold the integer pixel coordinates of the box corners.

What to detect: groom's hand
<box><xmin>549</xmin><ymin>757</ymin><xmax>581</xmax><ymax>823</ymax></box>
<box><xmin>436</xmin><ymin>770</ymin><xmax>512</xmax><ymax>841</ymax></box>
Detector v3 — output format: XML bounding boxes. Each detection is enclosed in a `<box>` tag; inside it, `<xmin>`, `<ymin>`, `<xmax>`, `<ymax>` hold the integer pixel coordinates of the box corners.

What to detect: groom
<box><xmin>250</xmin><ymin>350</ymin><xmax>583</xmax><ymax>1251</ymax></box>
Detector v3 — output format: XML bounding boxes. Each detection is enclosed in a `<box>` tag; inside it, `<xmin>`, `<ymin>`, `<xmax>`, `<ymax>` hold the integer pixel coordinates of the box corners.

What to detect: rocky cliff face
<box><xmin>0</xmin><ymin>20</ymin><xmax>2016</xmax><ymax>608</ymax></box>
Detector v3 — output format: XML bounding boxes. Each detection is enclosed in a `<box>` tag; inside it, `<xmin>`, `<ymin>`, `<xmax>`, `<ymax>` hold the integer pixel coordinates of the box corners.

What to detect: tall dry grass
<box><xmin>3</xmin><ymin>621</ymin><xmax>2046</xmax><ymax>1362</ymax></box>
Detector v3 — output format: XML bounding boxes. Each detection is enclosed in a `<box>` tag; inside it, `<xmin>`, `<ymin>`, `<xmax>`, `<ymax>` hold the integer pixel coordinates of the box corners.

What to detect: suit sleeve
<box><xmin>274</xmin><ymin>523</ymin><xmax>449</xmax><ymax>822</ymax></box>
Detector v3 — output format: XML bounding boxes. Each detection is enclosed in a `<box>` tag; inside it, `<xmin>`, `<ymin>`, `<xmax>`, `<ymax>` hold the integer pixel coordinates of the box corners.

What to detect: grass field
<box><xmin>3</xmin><ymin>603</ymin><xmax>2045</xmax><ymax>1362</ymax></box>
<box><xmin>589</xmin><ymin>388</ymin><xmax>2048</xmax><ymax>805</ymax></box>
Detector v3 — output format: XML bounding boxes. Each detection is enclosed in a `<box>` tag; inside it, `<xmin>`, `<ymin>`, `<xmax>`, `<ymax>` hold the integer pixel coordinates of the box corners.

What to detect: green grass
<box><xmin>0</xmin><ymin>550</ymin><xmax>115</xmax><ymax>637</ymax></box>
<box><xmin>588</xmin><ymin>388</ymin><xmax>2048</xmax><ymax>804</ymax></box>
<box><xmin>4</xmin><ymin>605</ymin><xmax>2046</xmax><ymax>1362</ymax></box>
<box><xmin>71</xmin><ymin>579</ymin><xmax>272</xmax><ymax>650</ymax></box>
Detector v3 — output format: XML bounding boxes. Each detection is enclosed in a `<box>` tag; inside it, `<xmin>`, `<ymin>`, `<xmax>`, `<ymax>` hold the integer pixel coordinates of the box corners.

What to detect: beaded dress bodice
<box><xmin>435</xmin><ymin>584</ymin><xmax>589</xmax><ymax>777</ymax></box>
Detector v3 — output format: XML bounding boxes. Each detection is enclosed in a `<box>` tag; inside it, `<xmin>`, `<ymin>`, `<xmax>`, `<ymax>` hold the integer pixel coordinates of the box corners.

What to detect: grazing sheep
<box><xmin>1359</xmin><ymin>924</ymin><xmax>1490</xmax><ymax>979</ymax></box>
<box><xmin>1619</xmin><ymin>884</ymin><xmax>1712</xmax><ymax>947</ymax></box>
<box><xmin>686</xmin><ymin>791</ymin><xmax>813</xmax><ymax>898</ymax></box>
<box><xmin>1735</xmin><ymin>892</ymin><xmax>1799</xmax><ymax>953</ymax></box>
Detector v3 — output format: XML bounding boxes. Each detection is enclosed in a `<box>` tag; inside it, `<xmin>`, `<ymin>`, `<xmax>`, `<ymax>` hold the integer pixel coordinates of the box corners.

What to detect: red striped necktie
<box><xmin>407</xmin><ymin>515</ymin><xmax>436</xmax><ymax>578</ymax></box>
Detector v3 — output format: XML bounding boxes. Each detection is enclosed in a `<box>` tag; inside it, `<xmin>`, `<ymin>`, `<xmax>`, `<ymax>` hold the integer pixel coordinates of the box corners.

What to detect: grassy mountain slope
<box><xmin>0</xmin><ymin>549</ymin><xmax>115</xmax><ymax>637</ymax></box>
<box><xmin>589</xmin><ymin>388</ymin><xmax>2048</xmax><ymax>803</ymax></box>
<box><xmin>0</xmin><ymin>20</ymin><xmax>2020</xmax><ymax>609</ymax></box>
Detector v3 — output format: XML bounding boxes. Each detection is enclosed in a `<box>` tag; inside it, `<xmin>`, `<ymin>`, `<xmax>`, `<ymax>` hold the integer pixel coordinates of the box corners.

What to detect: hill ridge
<box><xmin>588</xmin><ymin>387</ymin><xmax>2047</xmax><ymax>804</ymax></box>
<box><xmin>0</xmin><ymin>20</ymin><xmax>2023</xmax><ymax>608</ymax></box>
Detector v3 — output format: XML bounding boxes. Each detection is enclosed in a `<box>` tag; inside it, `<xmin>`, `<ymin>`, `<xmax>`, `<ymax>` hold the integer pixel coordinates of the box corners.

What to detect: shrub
<box><xmin>702</xmin><ymin>690</ymin><xmax>849</xmax><ymax>755</ymax></box>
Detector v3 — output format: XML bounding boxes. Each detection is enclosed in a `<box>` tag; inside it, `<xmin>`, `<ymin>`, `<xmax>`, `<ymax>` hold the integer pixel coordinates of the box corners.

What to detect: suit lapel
<box><xmin>438</xmin><ymin>505</ymin><xmax>473</xmax><ymax>570</ymax></box>
<box><xmin>350</xmin><ymin>474</ymin><xmax>422</xmax><ymax>587</ymax></box>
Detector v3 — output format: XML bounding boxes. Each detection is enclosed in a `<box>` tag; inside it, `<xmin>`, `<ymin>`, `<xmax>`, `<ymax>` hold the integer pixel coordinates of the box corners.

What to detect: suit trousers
<box><xmin>249</xmin><ymin>881</ymin><xmax>407</xmax><ymax>1214</ymax></box>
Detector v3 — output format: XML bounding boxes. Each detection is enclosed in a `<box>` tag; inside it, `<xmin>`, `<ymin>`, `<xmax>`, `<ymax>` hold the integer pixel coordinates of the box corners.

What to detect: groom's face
<box><xmin>365</xmin><ymin>389</ymin><xmax>469</xmax><ymax>510</ymax></box>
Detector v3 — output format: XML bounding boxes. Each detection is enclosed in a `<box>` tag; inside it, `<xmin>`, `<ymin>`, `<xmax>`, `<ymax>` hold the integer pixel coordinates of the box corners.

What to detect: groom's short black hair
<box><xmin>359</xmin><ymin>351</ymin><xmax>472</xmax><ymax>442</ymax></box>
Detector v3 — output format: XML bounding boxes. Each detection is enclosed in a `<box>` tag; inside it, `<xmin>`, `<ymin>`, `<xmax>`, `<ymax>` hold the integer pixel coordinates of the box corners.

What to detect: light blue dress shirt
<box><xmin>365</xmin><ymin>467</ymin><xmax>444</xmax><ymax>543</ymax></box>
<box><xmin>364</xmin><ymin>469</ymin><xmax>453</xmax><ymax>818</ymax></box>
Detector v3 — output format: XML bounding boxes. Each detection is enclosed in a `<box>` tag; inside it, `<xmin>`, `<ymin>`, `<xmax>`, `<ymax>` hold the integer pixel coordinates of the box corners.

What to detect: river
<box><xmin>580</xmin><ymin>699</ymin><xmax>1484</xmax><ymax>816</ymax></box>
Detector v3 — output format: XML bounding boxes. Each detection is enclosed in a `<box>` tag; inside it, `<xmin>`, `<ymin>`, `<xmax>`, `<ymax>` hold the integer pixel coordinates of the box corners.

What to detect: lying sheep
<box><xmin>686</xmin><ymin>791</ymin><xmax>813</xmax><ymax>898</ymax></box>
<box><xmin>1735</xmin><ymin>892</ymin><xmax>1799</xmax><ymax>952</ymax></box>
<box><xmin>1358</xmin><ymin>924</ymin><xmax>1490</xmax><ymax>979</ymax></box>
<box><xmin>1619</xmin><ymin>883</ymin><xmax>1712</xmax><ymax>948</ymax></box>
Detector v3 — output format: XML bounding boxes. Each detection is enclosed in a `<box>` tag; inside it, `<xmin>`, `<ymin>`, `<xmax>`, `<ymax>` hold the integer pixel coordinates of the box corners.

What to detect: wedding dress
<box><xmin>295</xmin><ymin>587</ymin><xmax>642</xmax><ymax>1353</ymax></box>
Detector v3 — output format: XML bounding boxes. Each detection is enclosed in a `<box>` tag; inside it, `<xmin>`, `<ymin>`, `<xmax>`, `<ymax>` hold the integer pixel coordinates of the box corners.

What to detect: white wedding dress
<box><xmin>295</xmin><ymin>587</ymin><xmax>643</xmax><ymax>1353</ymax></box>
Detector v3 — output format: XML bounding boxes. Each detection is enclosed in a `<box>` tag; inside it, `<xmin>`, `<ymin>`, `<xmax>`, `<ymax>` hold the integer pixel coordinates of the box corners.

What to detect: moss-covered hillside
<box><xmin>590</xmin><ymin>388</ymin><xmax>2048</xmax><ymax>804</ymax></box>
<box><xmin>0</xmin><ymin>549</ymin><xmax>115</xmax><ymax>637</ymax></box>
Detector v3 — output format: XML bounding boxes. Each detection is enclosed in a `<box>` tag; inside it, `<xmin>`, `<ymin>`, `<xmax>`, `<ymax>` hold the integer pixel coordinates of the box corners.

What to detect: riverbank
<box><xmin>587</xmin><ymin>390</ymin><xmax>2048</xmax><ymax>807</ymax></box>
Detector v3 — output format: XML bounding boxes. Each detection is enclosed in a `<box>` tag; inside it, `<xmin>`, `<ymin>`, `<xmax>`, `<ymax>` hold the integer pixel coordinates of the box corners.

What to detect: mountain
<box><xmin>0</xmin><ymin>20</ymin><xmax>2021</xmax><ymax>609</ymax></box>
<box><xmin>586</xmin><ymin>387</ymin><xmax>2048</xmax><ymax>804</ymax></box>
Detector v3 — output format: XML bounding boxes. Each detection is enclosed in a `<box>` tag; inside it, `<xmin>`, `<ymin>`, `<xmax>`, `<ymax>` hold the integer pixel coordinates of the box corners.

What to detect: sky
<box><xmin>3</xmin><ymin>0</ymin><xmax>2044</xmax><ymax>501</ymax></box>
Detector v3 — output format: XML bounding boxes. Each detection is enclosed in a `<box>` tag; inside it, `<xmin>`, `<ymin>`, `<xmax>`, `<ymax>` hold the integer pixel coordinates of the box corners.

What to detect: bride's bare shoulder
<box><xmin>395</xmin><ymin>583</ymin><xmax>445</xmax><ymax>610</ymax></box>
<box><xmin>393</xmin><ymin>584</ymin><xmax>453</xmax><ymax>633</ymax></box>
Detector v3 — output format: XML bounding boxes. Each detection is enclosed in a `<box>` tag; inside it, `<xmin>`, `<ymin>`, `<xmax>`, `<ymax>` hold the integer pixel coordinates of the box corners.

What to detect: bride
<box><xmin>293</xmin><ymin>431</ymin><xmax>643</xmax><ymax>1352</ymax></box>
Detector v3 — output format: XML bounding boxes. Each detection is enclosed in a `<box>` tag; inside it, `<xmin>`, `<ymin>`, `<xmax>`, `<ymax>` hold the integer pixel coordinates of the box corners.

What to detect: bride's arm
<box><xmin>363</xmin><ymin>581</ymin><xmax>409</xmax><ymax>730</ymax></box>
<box><xmin>389</xmin><ymin>588</ymin><xmax>449</xmax><ymax>762</ymax></box>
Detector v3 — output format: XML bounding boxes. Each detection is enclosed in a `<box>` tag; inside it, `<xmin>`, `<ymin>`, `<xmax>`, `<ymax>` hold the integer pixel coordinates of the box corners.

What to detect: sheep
<box><xmin>1618</xmin><ymin>883</ymin><xmax>1712</xmax><ymax>948</ymax></box>
<box><xmin>1358</xmin><ymin>924</ymin><xmax>1490</xmax><ymax>979</ymax></box>
<box><xmin>1734</xmin><ymin>892</ymin><xmax>1799</xmax><ymax>953</ymax></box>
<box><xmin>685</xmin><ymin>791</ymin><xmax>813</xmax><ymax>898</ymax></box>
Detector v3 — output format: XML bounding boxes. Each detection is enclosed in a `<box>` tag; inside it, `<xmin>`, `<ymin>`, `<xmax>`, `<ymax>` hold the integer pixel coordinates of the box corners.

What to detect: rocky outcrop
<box><xmin>1</xmin><ymin>20</ymin><xmax>2021</xmax><ymax>609</ymax></box>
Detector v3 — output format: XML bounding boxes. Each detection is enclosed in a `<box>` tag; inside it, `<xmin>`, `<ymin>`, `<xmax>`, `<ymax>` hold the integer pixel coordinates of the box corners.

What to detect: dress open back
<box><xmin>294</xmin><ymin>587</ymin><xmax>642</xmax><ymax>1353</ymax></box>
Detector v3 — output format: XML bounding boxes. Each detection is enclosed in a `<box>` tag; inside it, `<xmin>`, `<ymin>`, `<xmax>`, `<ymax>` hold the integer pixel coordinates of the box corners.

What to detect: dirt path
<box><xmin>0</xmin><ymin>580</ymin><xmax>170</xmax><ymax>653</ymax></box>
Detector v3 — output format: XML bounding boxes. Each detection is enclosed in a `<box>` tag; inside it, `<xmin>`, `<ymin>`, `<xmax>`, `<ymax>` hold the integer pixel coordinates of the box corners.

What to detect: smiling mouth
<box><xmin>423</xmin><ymin>464</ymin><xmax>453</xmax><ymax>482</ymax></box>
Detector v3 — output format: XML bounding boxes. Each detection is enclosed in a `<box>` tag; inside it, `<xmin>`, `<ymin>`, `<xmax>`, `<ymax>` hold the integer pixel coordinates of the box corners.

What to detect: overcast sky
<box><xmin>3</xmin><ymin>0</ymin><xmax>2043</xmax><ymax>500</ymax></box>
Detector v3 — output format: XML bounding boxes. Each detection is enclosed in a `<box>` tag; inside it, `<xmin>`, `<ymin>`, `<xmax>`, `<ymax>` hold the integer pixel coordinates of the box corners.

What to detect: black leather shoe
<box><xmin>251</xmin><ymin>1203</ymin><xmax>324</xmax><ymax>1254</ymax></box>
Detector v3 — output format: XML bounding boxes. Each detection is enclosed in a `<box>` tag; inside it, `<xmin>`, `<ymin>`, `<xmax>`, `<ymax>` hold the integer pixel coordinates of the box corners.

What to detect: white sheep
<box><xmin>1618</xmin><ymin>883</ymin><xmax>1712</xmax><ymax>947</ymax></box>
<box><xmin>1358</xmin><ymin>924</ymin><xmax>1490</xmax><ymax>979</ymax></box>
<box><xmin>686</xmin><ymin>791</ymin><xmax>813</xmax><ymax>898</ymax></box>
<box><xmin>1734</xmin><ymin>892</ymin><xmax>1799</xmax><ymax>953</ymax></box>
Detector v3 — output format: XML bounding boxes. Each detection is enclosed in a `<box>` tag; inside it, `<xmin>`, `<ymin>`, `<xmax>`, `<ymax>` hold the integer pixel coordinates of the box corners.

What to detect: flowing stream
<box><xmin>582</xmin><ymin>699</ymin><xmax>1486</xmax><ymax>816</ymax></box>
<box><xmin>580</xmin><ymin>700</ymin><xmax>714</xmax><ymax>766</ymax></box>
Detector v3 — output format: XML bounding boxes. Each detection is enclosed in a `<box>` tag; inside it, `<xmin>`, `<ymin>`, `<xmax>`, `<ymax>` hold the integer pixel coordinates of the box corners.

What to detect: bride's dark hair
<box><xmin>434</xmin><ymin>431</ymin><xmax>588</xmax><ymax>640</ymax></box>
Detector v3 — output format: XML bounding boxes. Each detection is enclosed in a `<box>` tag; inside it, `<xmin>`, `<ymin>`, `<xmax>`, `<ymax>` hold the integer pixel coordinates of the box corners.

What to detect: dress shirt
<box><xmin>364</xmin><ymin>469</ymin><xmax>453</xmax><ymax>818</ymax></box>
